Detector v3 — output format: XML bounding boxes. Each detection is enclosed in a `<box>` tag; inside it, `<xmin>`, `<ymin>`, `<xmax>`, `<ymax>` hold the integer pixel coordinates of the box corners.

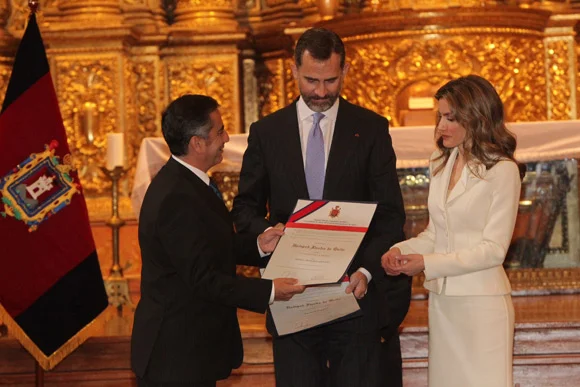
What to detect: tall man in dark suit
<box><xmin>131</xmin><ymin>94</ymin><xmax>305</xmax><ymax>387</ymax></box>
<box><xmin>232</xmin><ymin>28</ymin><xmax>412</xmax><ymax>386</ymax></box>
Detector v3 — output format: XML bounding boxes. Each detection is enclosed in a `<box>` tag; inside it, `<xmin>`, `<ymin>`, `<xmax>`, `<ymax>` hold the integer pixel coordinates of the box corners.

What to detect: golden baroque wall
<box><xmin>343</xmin><ymin>29</ymin><xmax>547</xmax><ymax>125</ymax></box>
<box><xmin>0</xmin><ymin>1</ymin><xmax>577</xmax><ymax>222</ymax></box>
<box><xmin>163</xmin><ymin>48</ymin><xmax>240</xmax><ymax>136</ymax></box>
<box><xmin>52</xmin><ymin>54</ymin><xmax>120</xmax><ymax>195</ymax></box>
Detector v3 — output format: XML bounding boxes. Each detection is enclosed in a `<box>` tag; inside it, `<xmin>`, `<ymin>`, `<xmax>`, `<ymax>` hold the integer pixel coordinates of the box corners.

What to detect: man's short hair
<box><xmin>161</xmin><ymin>94</ymin><xmax>219</xmax><ymax>156</ymax></box>
<box><xmin>294</xmin><ymin>27</ymin><xmax>346</xmax><ymax>69</ymax></box>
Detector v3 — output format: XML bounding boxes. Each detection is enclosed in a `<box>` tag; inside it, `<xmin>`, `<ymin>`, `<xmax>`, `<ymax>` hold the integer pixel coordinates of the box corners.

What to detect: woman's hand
<box><xmin>397</xmin><ymin>254</ymin><xmax>425</xmax><ymax>276</ymax></box>
<box><xmin>381</xmin><ymin>247</ymin><xmax>404</xmax><ymax>276</ymax></box>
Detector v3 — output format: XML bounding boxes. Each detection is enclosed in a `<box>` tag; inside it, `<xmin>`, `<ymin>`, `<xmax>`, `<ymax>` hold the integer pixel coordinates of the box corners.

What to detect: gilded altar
<box><xmin>0</xmin><ymin>1</ymin><xmax>580</xmax><ymax>294</ymax></box>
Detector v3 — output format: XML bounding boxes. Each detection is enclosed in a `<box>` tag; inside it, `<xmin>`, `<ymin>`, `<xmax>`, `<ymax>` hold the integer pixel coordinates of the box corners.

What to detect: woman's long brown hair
<box><xmin>433</xmin><ymin>75</ymin><xmax>525</xmax><ymax>179</ymax></box>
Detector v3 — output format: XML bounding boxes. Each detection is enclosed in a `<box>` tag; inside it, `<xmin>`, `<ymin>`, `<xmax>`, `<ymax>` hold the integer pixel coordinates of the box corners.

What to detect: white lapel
<box><xmin>447</xmin><ymin>156</ymin><xmax>485</xmax><ymax>206</ymax></box>
<box><xmin>440</xmin><ymin>147</ymin><xmax>458</xmax><ymax>206</ymax></box>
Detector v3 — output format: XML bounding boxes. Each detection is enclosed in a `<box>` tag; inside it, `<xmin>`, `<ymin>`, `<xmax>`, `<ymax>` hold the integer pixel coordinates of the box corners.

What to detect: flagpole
<box><xmin>35</xmin><ymin>362</ymin><xmax>44</xmax><ymax>387</ymax></box>
<box><xmin>27</xmin><ymin>4</ymin><xmax>45</xmax><ymax>386</ymax></box>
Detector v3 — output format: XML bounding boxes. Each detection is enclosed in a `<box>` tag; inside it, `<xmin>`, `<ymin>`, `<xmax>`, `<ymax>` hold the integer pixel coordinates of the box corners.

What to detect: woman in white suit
<box><xmin>382</xmin><ymin>75</ymin><xmax>524</xmax><ymax>387</ymax></box>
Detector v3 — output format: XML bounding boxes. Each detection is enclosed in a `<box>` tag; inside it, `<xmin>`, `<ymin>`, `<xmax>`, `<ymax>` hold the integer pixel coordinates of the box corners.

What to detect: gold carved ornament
<box><xmin>340</xmin><ymin>30</ymin><xmax>547</xmax><ymax>125</ymax></box>
<box><xmin>166</xmin><ymin>56</ymin><xmax>238</xmax><ymax>133</ymax></box>
<box><xmin>546</xmin><ymin>39</ymin><xmax>572</xmax><ymax>120</ymax></box>
<box><xmin>124</xmin><ymin>58</ymin><xmax>159</xmax><ymax>192</ymax></box>
<box><xmin>54</xmin><ymin>56</ymin><xmax>120</xmax><ymax>195</ymax></box>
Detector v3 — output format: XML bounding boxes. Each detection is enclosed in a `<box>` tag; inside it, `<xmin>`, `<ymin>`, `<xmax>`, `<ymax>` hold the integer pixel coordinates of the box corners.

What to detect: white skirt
<box><xmin>428</xmin><ymin>290</ymin><xmax>515</xmax><ymax>387</ymax></box>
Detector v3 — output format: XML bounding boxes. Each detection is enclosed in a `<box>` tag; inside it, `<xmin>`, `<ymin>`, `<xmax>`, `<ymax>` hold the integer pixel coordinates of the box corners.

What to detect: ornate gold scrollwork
<box><xmin>165</xmin><ymin>53</ymin><xmax>240</xmax><ymax>133</ymax></box>
<box><xmin>545</xmin><ymin>35</ymin><xmax>575</xmax><ymax>120</ymax></box>
<box><xmin>124</xmin><ymin>56</ymin><xmax>160</xmax><ymax>191</ymax></box>
<box><xmin>53</xmin><ymin>56</ymin><xmax>120</xmax><ymax>195</ymax></box>
<box><xmin>340</xmin><ymin>29</ymin><xmax>547</xmax><ymax>125</ymax></box>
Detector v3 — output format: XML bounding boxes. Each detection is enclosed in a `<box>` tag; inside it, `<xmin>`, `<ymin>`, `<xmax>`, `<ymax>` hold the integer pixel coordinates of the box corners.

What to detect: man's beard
<box><xmin>302</xmin><ymin>92</ymin><xmax>339</xmax><ymax>112</ymax></box>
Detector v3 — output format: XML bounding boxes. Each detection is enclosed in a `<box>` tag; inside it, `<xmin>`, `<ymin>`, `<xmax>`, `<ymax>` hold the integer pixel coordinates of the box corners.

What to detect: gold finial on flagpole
<box><xmin>28</xmin><ymin>0</ymin><xmax>39</xmax><ymax>14</ymax></box>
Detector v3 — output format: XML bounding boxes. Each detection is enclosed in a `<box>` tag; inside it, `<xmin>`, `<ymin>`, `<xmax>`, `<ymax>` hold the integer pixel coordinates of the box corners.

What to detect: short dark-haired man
<box><xmin>131</xmin><ymin>94</ymin><xmax>305</xmax><ymax>387</ymax></box>
<box><xmin>232</xmin><ymin>28</ymin><xmax>412</xmax><ymax>387</ymax></box>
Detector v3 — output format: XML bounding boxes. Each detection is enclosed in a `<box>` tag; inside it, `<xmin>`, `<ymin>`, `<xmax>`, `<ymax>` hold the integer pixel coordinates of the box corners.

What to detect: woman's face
<box><xmin>436</xmin><ymin>98</ymin><xmax>467</xmax><ymax>150</ymax></box>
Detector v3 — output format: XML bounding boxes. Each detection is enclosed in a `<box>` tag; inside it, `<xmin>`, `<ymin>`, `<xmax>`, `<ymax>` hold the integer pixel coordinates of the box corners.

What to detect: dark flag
<box><xmin>0</xmin><ymin>12</ymin><xmax>108</xmax><ymax>370</ymax></box>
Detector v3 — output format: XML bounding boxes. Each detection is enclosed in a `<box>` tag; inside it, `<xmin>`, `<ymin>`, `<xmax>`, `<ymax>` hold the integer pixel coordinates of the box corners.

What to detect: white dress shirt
<box><xmin>295</xmin><ymin>98</ymin><xmax>372</xmax><ymax>284</ymax></box>
<box><xmin>172</xmin><ymin>155</ymin><xmax>275</xmax><ymax>303</ymax></box>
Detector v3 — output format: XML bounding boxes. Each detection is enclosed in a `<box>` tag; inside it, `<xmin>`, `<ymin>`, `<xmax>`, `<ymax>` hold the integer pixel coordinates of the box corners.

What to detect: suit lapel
<box><xmin>167</xmin><ymin>158</ymin><xmax>231</xmax><ymax>224</ymax></box>
<box><xmin>445</xmin><ymin>148</ymin><xmax>482</xmax><ymax>206</ymax></box>
<box><xmin>324</xmin><ymin>98</ymin><xmax>353</xmax><ymax>197</ymax></box>
<box><xmin>440</xmin><ymin>148</ymin><xmax>457</xmax><ymax>207</ymax></box>
<box><xmin>283</xmin><ymin>101</ymin><xmax>309</xmax><ymax>198</ymax></box>
<box><xmin>446</xmin><ymin>166</ymin><xmax>467</xmax><ymax>205</ymax></box>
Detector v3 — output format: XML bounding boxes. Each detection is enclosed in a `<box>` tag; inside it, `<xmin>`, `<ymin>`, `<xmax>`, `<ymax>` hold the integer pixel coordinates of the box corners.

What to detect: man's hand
<box><xmin>345</xmin><ymin>271</ymin><xmax>368</xmax><ymax>299</ymax></box>
<box><xmin>273</xmin><ymin>278</ymin><xmax>306</xmax><ymax>301</ymax></box>
<box><xmin>258</xmin><ymin>228</ymin><xmax>285</xmax><ymax>254</ymax></box>
<box><xmin>381</xmin><ymin>247</ymin><xmax>403</xmax><ymax>276</ymax></box>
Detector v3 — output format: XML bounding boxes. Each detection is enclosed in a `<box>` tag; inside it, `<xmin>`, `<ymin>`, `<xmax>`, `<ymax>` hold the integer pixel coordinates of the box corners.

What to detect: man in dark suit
<box><xmin>232</xmin><ymin>28</ymin><xmax>411</xmax><ymax>387</ymax></box>
<box><xmin>131</xmin><ymin>94</ymin><xmax>305</xmax><ymax>387</ymax></box>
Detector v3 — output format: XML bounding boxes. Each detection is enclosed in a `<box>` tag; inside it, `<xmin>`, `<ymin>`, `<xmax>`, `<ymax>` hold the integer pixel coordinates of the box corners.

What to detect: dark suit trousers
<box><xmin>273</xmin><ymin>316</ymin><xmax>382</xmax><ymax>387</ymax></box>
<box><xmin>137</xmin><ymin>378</ymin><xmax>216</xmax><ymax>387</ymax></box>
<box><xmin>381</xmin><ymin>334</ymin><xmax>403</xmax><ymax>387</ymax></box>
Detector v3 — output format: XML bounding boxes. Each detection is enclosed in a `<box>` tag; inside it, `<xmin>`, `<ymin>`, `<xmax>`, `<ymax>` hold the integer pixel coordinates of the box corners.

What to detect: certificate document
<box><xmin>270</xmin><ymin>281</ymin><xmax>361</xmax><ymax>336</ymax></box>
<box><xmin>261</xmin><ymin>200</ymin><xmax>377</xmax><ymax>285</ymax></box>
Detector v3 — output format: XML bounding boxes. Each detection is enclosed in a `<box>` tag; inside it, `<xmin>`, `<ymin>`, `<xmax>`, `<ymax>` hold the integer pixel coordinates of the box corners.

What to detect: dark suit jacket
<box><xmin>131</xmin><ymin>158</ymin><xmax>272</xmax><ymax>383</ymax></box>
<box><xmin>232</xmin><ymin>97</ymin><xmax>411</xmax><ymax>338</ymax></box>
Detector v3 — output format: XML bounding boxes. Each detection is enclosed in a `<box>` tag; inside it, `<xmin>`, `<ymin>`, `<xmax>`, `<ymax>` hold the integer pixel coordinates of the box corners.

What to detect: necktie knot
<box><xmin>209</xmin><ymin>178</ymin><xmax>223</xmax><ymax>201</ymax></box>
<box><xmin>313</xmin><ymin>112</ymin><xmax>324</xmax><ymax>126</ymax></box>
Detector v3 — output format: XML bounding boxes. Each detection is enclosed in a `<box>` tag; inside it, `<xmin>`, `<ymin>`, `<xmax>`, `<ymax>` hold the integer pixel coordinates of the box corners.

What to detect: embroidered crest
<box><xmin>0</xmin><ymin>141</ymin><xmax>80</xmax><ymax>232</ymax></box>
<box><xmin>329</xmin><ymin>205</ymin><xmax>341</xmax><ymax>218</ymax></box>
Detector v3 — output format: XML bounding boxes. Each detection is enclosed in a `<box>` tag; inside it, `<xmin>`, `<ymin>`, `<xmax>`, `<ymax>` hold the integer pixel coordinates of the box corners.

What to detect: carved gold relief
<box><xmin>577</xmin><ymin>47</ymin><xmax>580</xmax><ymax>120</ymax></box>
<box><xmin>173</xmin><ymin>0</ymin><xmax>237</xmax><ymax>30</ymax></box>
<box><xmin>257</xmin><ymin>58</ymin><xmax>284</xmax><ymax>117</ymax></box>
<box><xmin>53</xmin><ymin>55</ymin><xmax>120</xmax><ymax>195</ymax></box>
<box><xmin>341</xmin><ymin>29</ymin><xmax>547</xmax><ymax>125</ymax></box>
<box><xmin>545</xmin><ymin>37</ymin><xmax>574</xmax><ymax>120</ymax></box>
<box><xmin>371</xmin><ymin>0</ymin><xmax>494</xmax><ymax>10</ymax></box>
<box><xmin>58</xmin><ymin>0</ymin><xmax>123</xmax><ymax>22</ymax></box>
<box><xmin>165</xmin><ymin>54</ymin><xmax>240</xmax><ymax>133</ymax></box>
<box><xmin>0</xmin><ymin>61</ymin><xmax>11</xmax><ymax>107</ymax></box>
<box><xmin>258</xmin><ymin>57</ymin><xmax>298</xmax><ymax>118</ymax></box>
<box><xmin>267</xmin><ymin>0</ymin><xmax>295</xmax><ymax>6</ymax></box>
<box><xmin>123</xmin><ymin>0</ymin><xmax>147</xmax><ymax>5</ymax></box>
<box><xmin>7</xmin><ymin>0</ymin><xmax>49</xmax><ymax>36</ymax></box>
<box><xmin>124</xmin><ymin>57</ymin><xmax>159</xmax><ymax>192</ymax></box>
<box><xmin>177</xmin><ymin>0</ymin><xmax>233</xmax><ymax>6</ymax></box>
<box><xmin>284</xmin><ymin>57</ymin><xmax>298</xmax><ymax>103</ymax></box>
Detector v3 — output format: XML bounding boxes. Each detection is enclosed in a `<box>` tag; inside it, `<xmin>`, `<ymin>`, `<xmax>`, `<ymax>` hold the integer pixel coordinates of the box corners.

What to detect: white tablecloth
<box><xmin>131</xmin><ymin>120</ymin><xmax>580</xmax><ymax>218</ymax></box>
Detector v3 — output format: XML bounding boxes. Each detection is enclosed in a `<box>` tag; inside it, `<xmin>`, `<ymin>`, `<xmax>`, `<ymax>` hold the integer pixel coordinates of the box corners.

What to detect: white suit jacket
<box><xmin>394</xmin><ymin>148</ymin><xmax>521</xmax><ymax>296</ymax></box>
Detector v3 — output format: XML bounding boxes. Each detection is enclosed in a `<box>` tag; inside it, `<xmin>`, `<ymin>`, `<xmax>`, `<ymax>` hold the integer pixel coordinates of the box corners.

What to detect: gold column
<box><xmin>163</xmin><ymin>0</ymin><xmax>247</xmax><ymax>134</ymax></box>
<box><xmin>544</xmin><ymin>25</ymin><xmax>577</xmax><ymax>120</ymax></box>
<box><xmin>121</xmin><ymin>0</ymin><xmax>158</xmax><ymax>33</ymax></box>
<box><xmin>172</xmin><ymin>0</ymin><xmax>237</xmax><ymax>31</ymax></box>
<box><xmin>58</xmin><ymin>0</ymin><xmax>122</xmax><ymax>23</ymax></box>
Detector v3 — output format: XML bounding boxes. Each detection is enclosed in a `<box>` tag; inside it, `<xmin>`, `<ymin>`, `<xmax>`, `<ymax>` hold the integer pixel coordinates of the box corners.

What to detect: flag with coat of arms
<box><xmin>0</xmin><ymin>8</ymin><xmax>108</xmax><ymax>370</ymax></box>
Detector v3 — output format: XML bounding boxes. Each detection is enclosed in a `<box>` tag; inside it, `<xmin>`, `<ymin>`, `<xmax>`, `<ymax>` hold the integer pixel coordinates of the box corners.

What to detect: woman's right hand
<box><xmin>381</xmin><ymin>247</ymin><xmax>403</xmax><ymax>276</ymax></box>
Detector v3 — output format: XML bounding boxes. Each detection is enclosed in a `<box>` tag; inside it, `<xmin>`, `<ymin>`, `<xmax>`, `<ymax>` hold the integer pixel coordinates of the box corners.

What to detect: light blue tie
<box><xmin>305</xmin><ymin>112</ymin><xmax>325</xmax><ymax>200</ymax></box>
